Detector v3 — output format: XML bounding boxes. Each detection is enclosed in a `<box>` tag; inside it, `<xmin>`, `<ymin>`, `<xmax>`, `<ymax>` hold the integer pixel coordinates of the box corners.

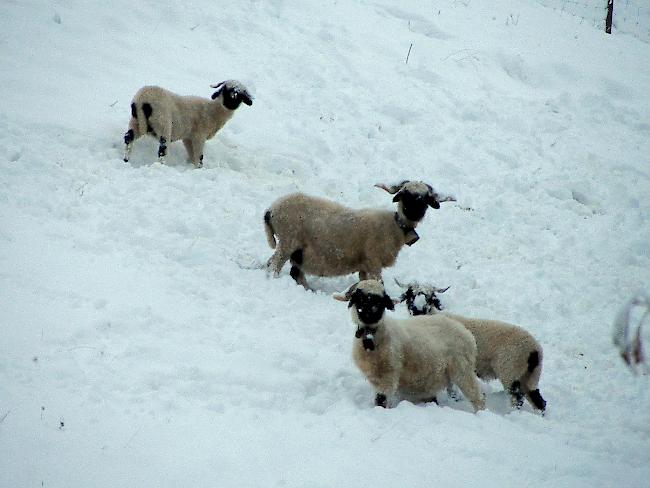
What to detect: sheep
<box><xmin>334</xmin><ymin>280</ymin><xmax>486</xmax><ymax>411</ymax></box>
<box><xmin>613</xmin><ymin>292</ymin><xmax>649</xmax><ymax>373</ymax></box>
<box><xmin>264</xmin><ymin>180</ymin><xmax>455</xmax><ymax>288</ymax></box>
<box><xmin>122</xmin><ymin>80</ymin><xmax>252</xmax><ymax>167</ymax></box>
<box><xmin>396</xmin><ymin>282</ymin><xmax>547</xmax><ymax>411</ymax></box>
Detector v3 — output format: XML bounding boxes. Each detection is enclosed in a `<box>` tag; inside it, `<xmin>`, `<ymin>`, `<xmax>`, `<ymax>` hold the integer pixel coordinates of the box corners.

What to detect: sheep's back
<box><xmin>444</xmin><ymin>313</ymin><xmax>541</xmax><ymax>379</ymax></box>
<box><xmin>392</xmin><ymin>316</ymin><xmax>476</xmax><ymax>396</ymax></box>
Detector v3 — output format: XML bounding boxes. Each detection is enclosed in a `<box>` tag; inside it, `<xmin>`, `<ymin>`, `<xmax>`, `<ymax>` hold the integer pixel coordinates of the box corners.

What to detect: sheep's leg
<box><xmin>508</xmin><ymin>380</ymin><xmax>525</xmax><ymax>409</ymax></box>
<box><xmin>191</xmin><ymin>138</ymin><xmax>205</xmax><ymax>168</ymax></box>
<box><xmin>372</xmin><ymin>375</ymin><xmax>398</xmax><ymax>408</ymax></box>
<box><xmin>123</xmin><ymin>119</ymin><xmax>139</xmax><ymax>162</ymax></box>
<box><xmin>157</xmin><ymin>136</ymin><xmax>168</xmax><ymax>164</ymax></box>
<box><xmin>182</xmin><ymin>139</ymin><xmax>194</xmax><ymax>163</ymax></box>
<box><xmin>525</xmin><ymin>388</ymin><xmax>546</xmax><ymax>412</ymax></box>
<box><xmin>453</xmin><ymin>372</ymin><xmax>485</xmax><ymax>412</ymax></box>
<box><xmin>359</xmin><ymin>268</ymin><xmax>382</xmax><ymax>282</ymax></box>
<box><xmin>289</xmin><ymin>249</ymin><xmax>309</xmax><ymax>289</ymax></box>
<box><xmin>375</xmin><ymin>393</ymin><xmax>388</xmax><ymax>408</ymax></box>
<box><xmin>267</xmin><ymin>246</ymin><xmax>291</xmax><ymax>277</ymax></box>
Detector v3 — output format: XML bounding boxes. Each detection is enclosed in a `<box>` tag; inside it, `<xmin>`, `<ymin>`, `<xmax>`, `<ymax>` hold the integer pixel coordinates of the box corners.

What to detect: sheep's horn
<box><xmin>333</xmin><ymin>282</ymin><xmax>359</xmax><ymax>302</ymax></box>
<box><xmin>210</xmin><ymin>81</ymin><xmax>226</xmax><ymax>89</ymax></box>
<box><xmin>425</xmin><ymin>183</ymin><xmax>457</xmax><ymax>204</ymax></box>
<box><xmin>375</xmin><ymin>181</ymin><xmax>409</xmax><ymax>194</ymax></box>
<box><xmin>393</xmin><ymin>278</ymin><xmax>408</xmax><ymax>289</ymax></box>
<box><xmin>437</xmin><ymin>195</ymin><xmax>457</xmax><ymax>203</ymax></box>
<box><xmin>434</xmin><ymin>285</ymin><xmax>451</xmax><ymax>294</ymax></box>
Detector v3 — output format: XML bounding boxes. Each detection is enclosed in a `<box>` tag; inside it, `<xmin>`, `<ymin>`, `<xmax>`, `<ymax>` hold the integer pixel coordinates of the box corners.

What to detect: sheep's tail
<box><xmin>131</xmin><ymin>101</ymin><xmax>153</xmax><ymax>136</ymax></box>
<box><xmin>524</xmin><ymin>350</ymin><xmax>546</xmax><ymax>411</ymax></box>
<box><xmin>264</xmin><ymin>210</ymin><xmax>276</xmax><ymax>249</ymax></box>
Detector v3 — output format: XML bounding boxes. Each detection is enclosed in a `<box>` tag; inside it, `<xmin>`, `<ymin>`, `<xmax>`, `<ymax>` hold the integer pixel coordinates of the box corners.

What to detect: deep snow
<box><xmin>1</xmin><ymin>1</ymin><xmax>649</xmax><ymax>487</ymax></box>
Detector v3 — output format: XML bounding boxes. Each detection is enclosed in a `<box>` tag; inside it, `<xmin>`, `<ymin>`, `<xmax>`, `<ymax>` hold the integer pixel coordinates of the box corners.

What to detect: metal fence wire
<box><xmin>535</xmin><ymin>0</ymin><xmax>649</xmax><ymax>42</ymax></box>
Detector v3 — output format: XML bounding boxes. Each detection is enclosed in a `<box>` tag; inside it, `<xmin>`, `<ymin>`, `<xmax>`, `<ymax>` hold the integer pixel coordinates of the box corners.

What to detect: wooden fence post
<box><xmin>606</xmin><ymin>0</ymin><xmax>613</xmax><ymax>34</ymax></box>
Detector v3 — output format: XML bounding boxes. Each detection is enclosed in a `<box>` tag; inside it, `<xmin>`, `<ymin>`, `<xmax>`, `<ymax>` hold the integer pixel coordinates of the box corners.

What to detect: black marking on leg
<box><xmin>528</xmin><ymin>350</ymin><xmax>540</xmax><ymax>373</ymax></box>
<box><xmin>124</xmin><ymin>129</ymin><xmax>134</xmax><ymax>145</ymax></box>
<box><xmin>158</xmin><ymin>137</ymin><xmax>167</xmax><ymax>158</ymax></box>
<box><xmin>290</xmin><ymin>249</ymin><xmax>303</xmax><ymax>266</ymax></box>
<box><xmin>142</xmin><ymin>103</ymin><xmax>153</xmax><ymax>118</ymax></box>
<box><xmin>199</xmin><ymin>154</ymin><xmax>204</xmax><ymax>164</ymax></box>
<box><xmin>290</xmin><ymin>265</ymin><xmax>302</xmax><ymax>281</ymax></box>
<box><xmin>375</xmin><ymin>393</ymin><xmax>387</xmax><ymax>408</ymax></box>
<box><xmin>528</xmin><ymin>389</ymin><xmax>547</xmax><ymax>411</ymax></box>
<box><xmin>131</xmin><ymin>103</ymin><xmax>137</xmax><ymax>119</ymax></box>
<box><xmin>509</xmin><ymin>380</ymin><xmax>524</xmax><ymax>408</ymax></box>
<box><xmin>423</xmin><ymin>396</ymin><xmax>439</xmax><ymax>405</ymax></box>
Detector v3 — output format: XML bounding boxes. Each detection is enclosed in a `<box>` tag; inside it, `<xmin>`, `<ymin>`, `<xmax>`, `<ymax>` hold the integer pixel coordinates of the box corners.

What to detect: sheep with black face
<box><xmin>264</xmin><ymin>181</ymin><xmax>455</xmax><ymax>289</ymax></box>
<box><xmin>334</xmin><ymin>280</ymin><xmax>485</xmax><ymax>411</ymax></box>
<box><xmin>123</xmin><ymin>80</ymin><xmax>252</xmax><ymax>167</ymax></box>
<box><xmin>396</xmin><ymin>279</ymin><xmax>449</xmax><ymax>315</ymax></box>
<box><xmin>397</xmin><ymin>282</ymin><xmax>547</xmax><ymax>412</ymax></box>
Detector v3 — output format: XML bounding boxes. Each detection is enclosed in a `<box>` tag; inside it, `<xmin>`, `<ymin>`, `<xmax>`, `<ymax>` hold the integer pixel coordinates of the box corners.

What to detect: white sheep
<box><xmin>397</xmin><ymin>282</ymin><xmax>546</xmax><ymax>411</ymax></box>
<box><xmin>264</xmin><ymin>181</ymin><xmax>455</xmax><ymax>288</ymax></box>
<box><xmin>123</xmin><ymin>80</ymin><xmax>252</xmax><ymax>167</ymax></box>
<box><xmin>334</xmin><ymin>280</ymin><xmax>485</xmax><ymax>411</ymax></box>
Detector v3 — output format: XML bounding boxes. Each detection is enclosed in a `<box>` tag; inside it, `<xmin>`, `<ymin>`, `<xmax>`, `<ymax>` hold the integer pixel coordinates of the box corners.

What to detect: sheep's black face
<box><xmin>397</xmin><ymin>190</ymin><xmax>430</xmax><ymax>222</ymax></box>
<box><xmin>401</xmin><ymin>287</ymin><xmax>443</xmax><ymax>316</ymax></box>
<box><xmin>349</xmin><ymin>289</ymin><xmax>393</xmax><ymax>325</ymax></box>
<box><xmin>222</xmin><ymin>86</ymin><xmax>253</xmax><ymax>110</ymax></box>
<box><xmin>212</xmin><ymin>81</ymin><xmax>253</xmax><ymax>110</ymax></box>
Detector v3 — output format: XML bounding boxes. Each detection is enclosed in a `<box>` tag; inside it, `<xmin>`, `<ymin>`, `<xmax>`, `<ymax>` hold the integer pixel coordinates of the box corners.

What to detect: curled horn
<box><xmin>394</xmin><ymin>277</ymin><xmax>408</xmax><ymax>289</ymax></box>
<box><xmin>374</xmin><ymin>180</ymin><xmax>409</xmax><ymax>195</ymax></box>
<box><xmin>425</xmin><ymin>184</ymin><xmax>456</xmax><ymax>209</ymax></box>
<box><xmin>333</xmin><ymin>282</ymin><xmax>359</xmax><ymax>302</ymax></box>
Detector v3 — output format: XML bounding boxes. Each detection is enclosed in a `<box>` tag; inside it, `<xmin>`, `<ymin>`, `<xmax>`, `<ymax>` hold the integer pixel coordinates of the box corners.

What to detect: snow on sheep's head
<box><xmin>395</xmin><ymin>279</ymin><xmax>449</xmax><ymax>316</ymax></box>
<box><xmin>375</xmin><ymin>180</ymin><xmax>455</xmax><ymax>223</ymax></box>
<box><xmin>211</xmin><ymin>80</ymin><xmax>253</xmax><ymax>109</ymax></box>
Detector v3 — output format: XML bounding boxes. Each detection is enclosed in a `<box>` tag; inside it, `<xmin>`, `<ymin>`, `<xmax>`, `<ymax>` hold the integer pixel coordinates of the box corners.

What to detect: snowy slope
<box><xmin>1</xmin><ymin>1</ymin><xmax>649</xmax><ymax>487</ymax></box>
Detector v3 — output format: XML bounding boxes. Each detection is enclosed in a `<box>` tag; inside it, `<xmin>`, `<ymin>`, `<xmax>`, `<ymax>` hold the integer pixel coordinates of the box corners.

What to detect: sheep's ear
<box><xmin>210</xmin><ymin>82</ymin><xmax>226</xmax><ymax>100</ymax></box>
<box><xmin>384</xmin><ymin>293</ymin><xmax>395</xmax><ymax>311</ymax></box>
<box><xmin>427</xmin><ymin>194</ymin><xmax>440</xmax><ymax>209</ymax></box>
<box><xmin>348</xmin><ymin>290</ymin><xmax>361</xmax><ymax>308</ymax></box>
<box><xmin>240</xmin><ymin>92</ymin><xmax>253</xmax><ymax>106</ymax></box>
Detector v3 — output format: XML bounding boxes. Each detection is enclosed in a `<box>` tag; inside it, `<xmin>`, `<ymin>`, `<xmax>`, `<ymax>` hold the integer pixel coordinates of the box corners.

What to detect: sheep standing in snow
<box><xmin>264</xmin><ymin>181</ymin><xmax>455</xmax><ymax>288</ymax></box>
<box><xmin>397</xmin><ymin>282</ymin><xmax>546</xmax><ymax>411</ymax></box>
<box><xmin>334</xmin><ymin>280</ymin><xmax>485</xmax><ymax>411</ymax></box>
<box><xmin>613</xmin><ymin>292</ymin><xmax>649</xmax><ymax>373</ymax></box>
<box><xmin>123</xmin><ymin>80</ymin><xmax>252</xmax><ymax>167</ymax></box>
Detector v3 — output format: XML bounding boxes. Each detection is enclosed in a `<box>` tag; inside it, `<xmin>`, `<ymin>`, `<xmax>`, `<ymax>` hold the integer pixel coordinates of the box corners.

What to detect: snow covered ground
<box><xmin>1</xmin><ymin>1</ymin><xmax>649</xmax><ymax>486</ymax></box>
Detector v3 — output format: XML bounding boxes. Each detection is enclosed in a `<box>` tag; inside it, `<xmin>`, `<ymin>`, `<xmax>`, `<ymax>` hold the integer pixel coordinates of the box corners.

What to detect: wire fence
<box><xmin>535</xmin><ymin>0</ymin><xmax>649</xmax><ymax>42</ymax></box>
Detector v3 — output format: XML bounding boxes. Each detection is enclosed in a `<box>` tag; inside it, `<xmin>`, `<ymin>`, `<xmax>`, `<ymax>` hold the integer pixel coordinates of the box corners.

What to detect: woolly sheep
<box><xmin>334</xmin><ymin>280</ymin><xmax>485</xmax><ymax>411</ymax></box>
<box><xmin>264</xmin><ymin>181</ymin><xmax>455</xmax><ymax>288</ymax></box>
<box><xmin>123</xmin><ymin>80</ymin><xmax>252</xmax><ymax>167</ymax></box>
<box><xmin>397</xmin><ymin>282</ymin><xmax>546</xmax><ymax>411</ymax></box>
